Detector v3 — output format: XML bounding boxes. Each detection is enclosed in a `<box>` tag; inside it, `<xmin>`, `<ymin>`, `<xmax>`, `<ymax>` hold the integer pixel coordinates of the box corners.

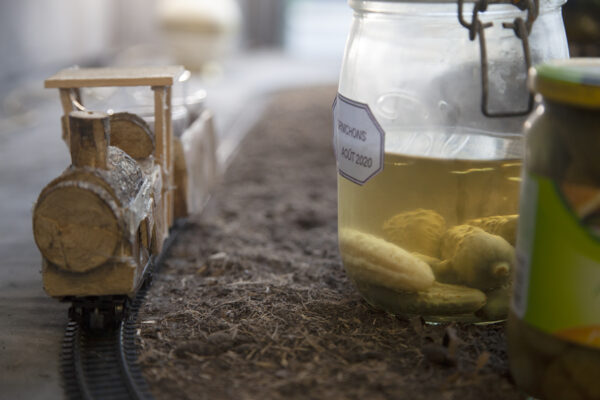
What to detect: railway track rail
<box><xmin>60</xmin><ymin>229</ymin><xmax>180</xmax><ymax>400</ymax></box>
<box><xmin>61</xmin><ymin>283</ymin><xmax>153</xmax><ymax>400</ymax></box>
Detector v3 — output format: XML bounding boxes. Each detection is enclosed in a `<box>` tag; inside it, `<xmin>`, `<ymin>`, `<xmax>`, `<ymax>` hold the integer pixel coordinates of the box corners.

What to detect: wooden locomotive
<box><xmin>33</xmin><ymin>67</ymin><xmax>216</xmax><ymax>327</ymax></box>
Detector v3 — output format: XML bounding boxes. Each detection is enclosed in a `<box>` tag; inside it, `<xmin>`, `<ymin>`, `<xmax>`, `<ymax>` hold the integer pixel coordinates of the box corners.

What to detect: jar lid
<box><xmin>531</xmin><ymin>58</ymin><xmax>600</xmax><ymax>108</ymax></box>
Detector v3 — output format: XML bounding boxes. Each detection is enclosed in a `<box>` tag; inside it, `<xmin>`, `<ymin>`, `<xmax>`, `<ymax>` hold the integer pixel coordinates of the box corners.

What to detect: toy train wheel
<box><xmin>68</xmin><ymin>296</ymin><xmax>130</xmax><ymax>330</ymax></box>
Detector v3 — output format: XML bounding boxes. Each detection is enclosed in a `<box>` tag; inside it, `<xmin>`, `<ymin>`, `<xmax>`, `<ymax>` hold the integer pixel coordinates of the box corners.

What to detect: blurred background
<box><xmin>0</xmin><ymin>0</ymin><xmax>598</xmax><ymax>130</ymax></box>
<box><xmin>0</xmin><ymin>0</ymin><xmax>354</xmax><ymax>79</ymax></box>
<box><xmin>0</xmin><ymin>0</ymin><xmax>358</xmax><ymax>148</ymax></box>
<box><xmin>0</xmin><ymin>0</ymin><xmax>598</xmax><ymax>81</ymax></box>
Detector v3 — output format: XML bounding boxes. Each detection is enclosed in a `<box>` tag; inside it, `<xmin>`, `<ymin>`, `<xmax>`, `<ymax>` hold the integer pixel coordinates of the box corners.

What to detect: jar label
<box><xmin>332</xmin><ymin>93</ymin><xmax>385</xmax><ymax>185</ymax></box>
<box><xmin>512</xmin><ymin>171</ymin><xmax>600</xmax><ymax>349</ymax></box>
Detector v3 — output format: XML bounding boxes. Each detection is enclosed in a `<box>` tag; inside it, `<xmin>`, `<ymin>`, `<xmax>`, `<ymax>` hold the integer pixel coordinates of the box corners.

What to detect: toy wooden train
<box><xmin>33</xmin><ymin>67</ymin><xmax>216</xmax><ymax>327</ymax></box>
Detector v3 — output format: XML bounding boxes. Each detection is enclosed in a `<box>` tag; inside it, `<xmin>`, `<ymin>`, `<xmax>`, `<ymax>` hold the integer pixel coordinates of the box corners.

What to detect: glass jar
<box><xmin>508</xmin><ymin>59</ymin><xmax>600</xmax><ymax>400</ymax></box>
<box><xmin>333</xmin><ymin>0</ymin><xmax>569</xmax><ymax>322</ymax></box>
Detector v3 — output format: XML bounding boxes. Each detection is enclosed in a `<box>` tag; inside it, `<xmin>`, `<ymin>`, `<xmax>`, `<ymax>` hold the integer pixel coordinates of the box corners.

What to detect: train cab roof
<box><xmin>45</xmin><ymin>66</ymin><xmax>184</xmax><ymax>89</ymax></box>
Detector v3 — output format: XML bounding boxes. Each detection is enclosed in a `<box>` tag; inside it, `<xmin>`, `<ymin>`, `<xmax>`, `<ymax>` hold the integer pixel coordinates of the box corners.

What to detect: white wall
<box><xmin>0</xmin><ymin>0</ymin><xmax>158</xmax><ymax>83</ymax></box>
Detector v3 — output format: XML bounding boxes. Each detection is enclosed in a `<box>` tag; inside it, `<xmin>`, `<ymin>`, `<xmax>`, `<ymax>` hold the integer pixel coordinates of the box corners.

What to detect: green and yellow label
<box><xmin>513</xmin><ymin>172</ymin><xmax>600</xmax><ymax>349</ymax></box>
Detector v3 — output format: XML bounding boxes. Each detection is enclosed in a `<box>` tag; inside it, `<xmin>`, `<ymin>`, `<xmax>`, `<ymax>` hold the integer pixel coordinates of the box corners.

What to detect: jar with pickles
<box><xmin>508</xmin><ymin>59</ymin><xmax>600</xmax><ymax>400</ymax></box>
<box><xmin>333</xmin><ymin>0</ymin><xmax>569</xmax><ymax>322</ymax></box>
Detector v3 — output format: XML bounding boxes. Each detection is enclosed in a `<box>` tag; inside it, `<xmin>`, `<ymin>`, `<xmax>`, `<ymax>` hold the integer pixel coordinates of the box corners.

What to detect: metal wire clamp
<box><xmin>458</xmin><ymin>0</ymin><xmax>540</xmax><ymax>118</ymax></box>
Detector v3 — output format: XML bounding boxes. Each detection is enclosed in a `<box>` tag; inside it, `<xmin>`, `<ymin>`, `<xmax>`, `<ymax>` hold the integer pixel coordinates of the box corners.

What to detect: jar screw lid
<box><xmin>531</xmin><ymin>58</ymin><xmax>600</xmax><ymax>109</ymax></box>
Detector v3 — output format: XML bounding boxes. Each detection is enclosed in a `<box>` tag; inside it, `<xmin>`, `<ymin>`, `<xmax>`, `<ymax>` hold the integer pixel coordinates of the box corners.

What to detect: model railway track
<box><xmin>61</xmin><ymin>282</ymin><xmax>153</xmax><ymax>400</ymax></box>
<box><xmin>60</xmin><ymin>229</ymin><xmax>180</xmax><ymax>400</ymax></box>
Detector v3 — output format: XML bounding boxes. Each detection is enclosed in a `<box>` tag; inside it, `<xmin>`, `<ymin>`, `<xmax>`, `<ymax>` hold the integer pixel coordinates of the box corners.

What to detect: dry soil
<box><xmin>137</xmin><ymin>86</ymin><xmax>524</xmax><ymax>400</ymax></box>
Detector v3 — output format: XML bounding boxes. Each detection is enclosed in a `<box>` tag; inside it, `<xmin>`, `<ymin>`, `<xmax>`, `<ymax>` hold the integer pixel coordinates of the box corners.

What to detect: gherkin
<box><xmin>382</xmin><ymin>209</ymin><xmax>446</xmax><ymax>258</ymax></box>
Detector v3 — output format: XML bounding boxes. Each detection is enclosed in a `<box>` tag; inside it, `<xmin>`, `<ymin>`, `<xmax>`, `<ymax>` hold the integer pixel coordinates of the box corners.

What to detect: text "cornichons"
<box><xmin>338</xmin><ymin>120</ymin><xmax>366</xmax><ymax>142</ymax></box>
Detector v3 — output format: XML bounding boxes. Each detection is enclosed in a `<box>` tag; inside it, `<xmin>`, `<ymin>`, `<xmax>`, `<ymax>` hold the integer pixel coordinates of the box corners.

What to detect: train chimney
<box><xmin>69</xmin><ymin>110</ymin><xmax>110</xmax><ymax>169</ymax></box>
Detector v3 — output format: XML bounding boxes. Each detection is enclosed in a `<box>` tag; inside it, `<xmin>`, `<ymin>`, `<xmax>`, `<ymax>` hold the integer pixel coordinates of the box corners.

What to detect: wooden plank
<box><xmin>175</xmin><ymin>110</ymin><xmax>217</xmax><ymax>217</ymax></box>
<box><xmin>58</xmin><ymin>89</ymin><xmax>76</xmax><ymax>114</ymax></box>
<box><xmin>166</xmin><ymin>86</ymin><xmax>174</xmax><ymax>226</ymax></box>
<box><xmin>153</xmin><ymin>87</ymin><xmax>167</xmax><ymax>169</ymax></box>
<box><xmin>152</xmin><ymin>86</ymin><xmax>170</xmax><ymax>241</ymax></box>
<box><xmin>43</xmin><ymin>259</ymin><xmax>139</xmax><ymax>297</ymax></box>
<box><xmin>59</xmin><ymin>89</ymin><xmax>77</xmax><ymax>143</ymax></box>
<box><xmin>45</xmin><ymin>66</ymin><xmax>184</xmax><ymax>88</ymax></box>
